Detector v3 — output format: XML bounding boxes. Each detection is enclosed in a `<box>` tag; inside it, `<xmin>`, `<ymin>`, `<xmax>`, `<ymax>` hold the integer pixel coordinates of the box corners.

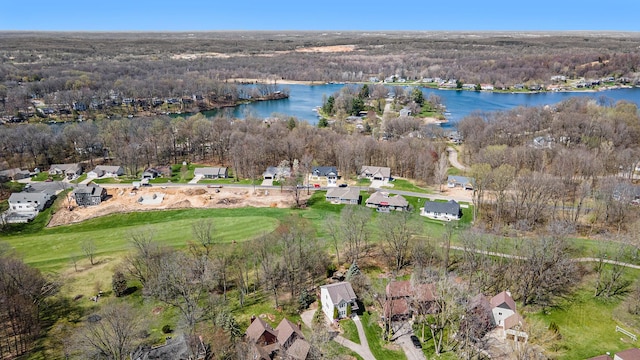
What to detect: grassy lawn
<box><xmin>32</xmin><ymin>172</ymin><xmax>63</xmax><ymax>182</ymax></box>
<box><xmin>382</xmin><ymin>179</ymin><xmax>431</xmax><ymax>194</ymax></box>
<box><xmin>3</xmin><ymin>208</ymin><xmax>284</xmax><ymax>271</ymax></box>
<box><xmin>198</xmin><ymin>178</ymin><xmax>259</xmax><ymax>185</ymax></box>
<box><xmin>92</xmin><ymin>176</ymin><xmax>136</xmax><ymax>184</ymax></box>
<box><xmin>356</xmin><ymin>178</ymin><xmax>372</xmax><ymax>186</ymax></box>
<box><xmin>340</xmin><ymin>318</ymin><xmax>360</xmax><ymax>344</ymax></box>
<box><xmin>360</xmin><ymin>311</ymin><xmax>407</xmax><ymax>360</ymax></box>
<box><xmin>529</xmin><ymin>280</ymin><xmax>640</xmax><ymax>359</ymax></box>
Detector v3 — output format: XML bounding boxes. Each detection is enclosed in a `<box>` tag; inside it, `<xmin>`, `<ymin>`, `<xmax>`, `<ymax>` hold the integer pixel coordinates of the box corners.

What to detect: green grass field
<box><xmin>382</xmin><ymin>179</ymin><xmax>432</xmax><ymax>194</ymax></box>
<box><xmin>529</xmin><ymin>278</ymin><xmax>640</xmax><ymax>359</ymax></box>
<box><xmin>340</xmin><ymin>318</ymin><xmax>360</xmax><ymax>344</ymax></box>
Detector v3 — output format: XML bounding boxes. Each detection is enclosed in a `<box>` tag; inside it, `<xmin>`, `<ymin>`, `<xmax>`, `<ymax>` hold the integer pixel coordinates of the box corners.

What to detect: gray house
<box><xmin>74</xmin><ymin>185</ymin><xmax>107</xmax><ymax>206</ymax></box>
<box><xmin>0</xmin><ymin>168</ymin><xmax>31</xmax><ymax>181</ymax></box>
<box><xmin>420</xmin><ymin>200</ymin><xmax>462</xmax><ymax>221</ymax></box>
<box><xmin>326</xmin><ymin>187</ymin><xmax>360</xmax><ymax>205</ymax></box>
<box><xmin>447</xmin><ymin>175</ymin><xmax>474</xmax><ymax>190</ymax></box>
<box><xmin>359</xmin><ymin>165</ymin><xmax>391</xmax><ymax>182</ymax></box>
<box><xmin>194</xmin><ymin>167</ymin><xmax>228</xmax><ymax>179</ymax></box>
<box><xmin>142</xmin><ymin>168</ymin><xmax>160</xmax><ymax>179</ymax></box>
<box><xmin>49</xmin><ymin>163</ymin><xmax>82</xmax><ymax>180</ymax></box>
<box><xmin>311</xmin><ymin>166</ymin><xmax>338</xmax><ymax>186</ymax></box>
<box><xmin>87</xmin><ymin>165</ymin><xmax>124</xmax><ymax>178</ymax></box>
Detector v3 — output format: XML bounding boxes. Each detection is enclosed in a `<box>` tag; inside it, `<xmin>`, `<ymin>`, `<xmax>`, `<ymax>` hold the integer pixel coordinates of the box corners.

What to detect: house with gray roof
<box><xmin>359</xmin><ymin>165</ymin><xmax>391</xmax><ymax>182</ymax></box>
<box><xmin>365</xmin><ymin>191</ymin><xmax>409</xmax><ymax>212</ymax></box>
<box><xmin>73</xmin><ymin>184</ymin><xmax>107</xmax><ymax>206</ymax></box>
<box><xmin>4</xmin><ymin>191</ymin><xmax>53</xmax><ymax>223</ymax></box>
<box><xmin>194</xmin><ymin>167</ymin><xmax>228</xmax><ymax>179</ymax></box>
<box><xmin>0</xmin><ymin>168</ymin><xmax>31</xmax><ymax>181</ymax></box>
<box><xmin>320</xmin><ymin>282</ymin><xmax>359</xmax><ymax>321</ymax></box>
<box><xmin>325</xmin><ymin>187</ymin><xmax>360</xmax><ymax>205</ymax></box>
<box><xmin>49</xmin><ymin>163</ymin><xmax>82</xmax><ymax>180</ymax></box>
<box><xmin>262</xmin><ymin>166</ymin><xmax>291</xmax><ymax>180</ymax></box>
<box><xmin>447</xmin><ymin>175</ymin><xmax>474</xmax><ymax>190</ymax></box>
<box><xmin>87</xmin><ymin>165</ymin><xmax>124</xmax><ymax>178</ymax></box>
<box><xmin>310</xmin><ymin>166</ymin><xmax>338</xmax><ymax>186</ymax></box>
<box><xmin>420</xmin><ymin>200</ymin><xmax>462</xmax><ymax>221</ymax></box>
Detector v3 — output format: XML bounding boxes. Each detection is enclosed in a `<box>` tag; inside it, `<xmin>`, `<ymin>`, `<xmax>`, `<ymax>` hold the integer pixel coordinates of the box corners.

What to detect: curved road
<box><xmin>449</xmin><ymin>245</ymin><xmax>640</xmax><ymax>269</ymax></box>
<box><xmin>447</xmin><ymin>147</ymin><xmax>468</xmax><ymax>171</ymax></box>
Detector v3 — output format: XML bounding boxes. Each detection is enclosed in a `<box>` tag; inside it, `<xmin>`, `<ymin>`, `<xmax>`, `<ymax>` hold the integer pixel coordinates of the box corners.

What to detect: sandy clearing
<box><xmin>49</xmin><ymin>186</ymin><xmax>303</xmax><ymax>227</ymax></box>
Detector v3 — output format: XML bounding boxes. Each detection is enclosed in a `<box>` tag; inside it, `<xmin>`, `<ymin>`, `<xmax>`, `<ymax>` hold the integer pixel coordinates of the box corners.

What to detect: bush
<box><xmin>326</xmin><ymin>263</ymin><xmax>337</xmax><ymax>278</ymax></box>
<box><xmin>162</xmin><ymin>324</ymin><xmax>172</xmax><ymax>334</ymax></box>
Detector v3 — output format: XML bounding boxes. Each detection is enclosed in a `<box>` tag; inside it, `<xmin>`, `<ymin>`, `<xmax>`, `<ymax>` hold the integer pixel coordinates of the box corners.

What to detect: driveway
<box><xmin>370</xmin><ymin>180</ymin><xmax>385</xmax><ymax>189</ymax></box>
<box><xmin>391</xmin><ymin>322</ymin><xmax>426</xmax><ymax>360</ymax></box>
<box><xmin>447</xmin><ymin>147</ymin><xmax>468</xmax><ymax>171</ymax></box>
<box><xmin>261</xmin><ymin>178</ymin><xmax>273</xmax><ymax>186</ymax></box>
<box><xmin>300</xmin><ymin>310</ymin><xmax>376</xmax><ymax>360</ymax></box>
<box><xmin>188</xmin><ymin>174</ymin><xmax>203</xmax><ymax>184</ymax></box>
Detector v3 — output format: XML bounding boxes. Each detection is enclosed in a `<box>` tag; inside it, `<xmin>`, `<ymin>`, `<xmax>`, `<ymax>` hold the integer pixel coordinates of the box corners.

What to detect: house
<box><xmin>447</xmin><ymin>175</ymin><xmax>474</xmax><ymax>190</ymax></box>
<box><xmin>87</xmin><ymin>165</ymin><xmax>124</xmax><ymax>178</ymax></box>
<box><xmin>73</xmin><ymin>184</ymin><xmax>107</xmax><ymax>206</ymax></box>
<box><xmin>72</xmin><ymin>101</ymin><xmax>87</xmax><ymax>111</ymax></box>
<box><xmin>481</xmin><ymin>84</ymin><xmax>494</xmax><ymax>91</ymax></box>
<box><xmin>420</xmin><ymin>200</ymin><xmax>462</xmax><ymax>221</ymax></box>
<box><xmin>384</xmin><ymin>280</ymin><xmax>436</xmax><ymax>321</ymax></box>
<box><xmin>365</xmin><ymin>191</ymin><xmax>409</xmax><ymax>212</ymax></box>
<box><xmin>142</xmin><ymin>168</ymin><xmax>160</xmax><ymax>179</ymax></box>
<box><xmin>262</xmin><ymin>166</ymin><xmax>291</xmax><ymax>180</ymax></box>
<box><xmin>5</xmin><ymin>192</ymin><xmax>53</xmax><ymax>223</ymax></box>
<box><xmin>245</xmin><ymin>317</ymin><xmax>311</xmax><ymax>360</ymax></box>
<box><xmin>194</xmin><ymin>167</ymin><xmax>228</xmax><ymax>179</ymax></box>
<box><xmin>49</xmin><ymin>163</ymin><xmax>82</xmax><ymax>180</ymax></box>
<box><xmin>399</xmin><ymin>108</ymin><xmax>412</xmax><ymax>117</ymax></box>
<box><xmin>8</xmin><ymin>192</ymin><xmax>52</xmax><ymax>214</ymax></box>
<box><xmin>320</xmin><ymin>282</ymin><xmax>359</xmax><ymax>321</ymax></box>
<box><xmin>615</xmin><ymin>348</ymin><xmax>640</xmax><ymax>360</ymax></box>
<box><xmin>359</xmin><ymin>165</ymin><xmax>391</xmax><ymax>182</ymax></box>
<box><xmin>131</xmin><ymin>334</ymin><xmax>206</xmax><ymax>360</ymax></box>
<box><xmin>490</xmin><ymin>290</ymin><xmax>527</xmax><ymax>341</ymax></box>
<box><xmin>0</xmin><ymin>168</ymin><xmax>31</xmax><ymax>180</ymax></box>
<box><xmin>325</xmin><ymin>187</ymin><xmax>360</xmax><ymax>205</ymax></box>
<box><xmin>311</xmin><ymin>166</ymin><xmax>338</xmax><ymax>186</ymax></box>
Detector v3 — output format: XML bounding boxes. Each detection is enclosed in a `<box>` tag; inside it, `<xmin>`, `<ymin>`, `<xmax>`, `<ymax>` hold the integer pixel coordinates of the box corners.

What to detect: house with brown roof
<box><xmin>365</xmin><ymin>191</ymin><xmax>409</xmax><ymax>212</ymax></box>
<box><xmin>359</xmin><ymin>165</ymin><xmax>391</xmax><ymax>182</ymax></box>
<box><xmin>320</xmin><ymin>282</ymin><xmax>358</xmax><ymax>321</ymax></box>
<box><xmin>245</xmin><ymin>317</ymin><xmax>311</xmax><ymax>360</ymax></box>
<box><xmin>615</xmin><ymin>348</ymin><xmax>640</xmax><ymax>360</ymax></box>
<box><xmin>383</xmin><ymin>280</ymin><xmax>436</xmax><ymax>321</ymax></box>
<box><xmin>490</xmin><ymin>290</ymin><xmax>527</xmax><ymax>342</ymax></box>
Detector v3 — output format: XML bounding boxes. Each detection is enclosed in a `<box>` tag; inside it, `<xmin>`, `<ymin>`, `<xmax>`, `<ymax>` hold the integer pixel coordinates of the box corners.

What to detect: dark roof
<box><xmin>74</xmin><ymin>184</ymin><xmax>104</xmax><ymax>196</ymax></box>
<box><xmin>312</xmin><ymin>166</ymin><xmax>337</xmax><ymax>177</ymax></box>
<box><xmin>422</xmin><ymin>200</ymin><xmax>461</xmax><ymax>216</ymax></box>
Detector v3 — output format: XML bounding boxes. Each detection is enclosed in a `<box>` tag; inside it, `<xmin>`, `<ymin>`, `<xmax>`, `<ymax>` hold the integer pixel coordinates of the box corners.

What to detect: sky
<box><xmin>1</xmin><ymin>0</ymin><xmax>640</xmax><ymax>32</ymax></box>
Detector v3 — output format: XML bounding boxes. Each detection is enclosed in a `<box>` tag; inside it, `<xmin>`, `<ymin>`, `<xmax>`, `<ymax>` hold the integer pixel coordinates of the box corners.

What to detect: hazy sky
<box><xmin>2</xmin><ymin>0</ymin><xmax>639</xmax><ymax>32</ymax></box>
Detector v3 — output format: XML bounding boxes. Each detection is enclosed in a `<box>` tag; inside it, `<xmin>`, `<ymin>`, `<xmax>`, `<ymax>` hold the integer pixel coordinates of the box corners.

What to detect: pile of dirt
<box><xmin>183</xmin><ymin>188</ymin><xmax>207</xmax><ymax>196</ymax></box>
<box><xmin>167</xmin><ymin>199</ymin><xmax>192</xmax><ymax>209</ymax></box>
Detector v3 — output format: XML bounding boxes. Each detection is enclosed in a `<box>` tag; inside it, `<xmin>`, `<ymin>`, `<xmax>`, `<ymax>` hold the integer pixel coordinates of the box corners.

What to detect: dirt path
<box><xmin>447</xmin><ymin>147</ymin><xmax>467</xmax><ymax>171</ymax></box>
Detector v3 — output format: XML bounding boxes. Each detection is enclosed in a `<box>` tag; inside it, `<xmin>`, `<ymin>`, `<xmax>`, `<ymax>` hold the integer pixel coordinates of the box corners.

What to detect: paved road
<box><xmin>447</xmin><ymin>147</ymin><xmax>468</xmax><ymax>171</ymax></box>
<box><xmin>391</xmin><ymin>322</ymin><xmax>426</xmax><ymax>360</ymax></box>
<box><xmin>449</xmin><ymin>245</ymin><xmax>640</xmax><ymax>269</ymax></box>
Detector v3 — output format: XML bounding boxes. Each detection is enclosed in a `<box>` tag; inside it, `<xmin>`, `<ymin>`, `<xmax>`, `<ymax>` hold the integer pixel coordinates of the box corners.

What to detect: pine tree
<box><xmin>345</xmin><ymin>261</ymin><xmax>361</xmax><ymax>281</ymax></box>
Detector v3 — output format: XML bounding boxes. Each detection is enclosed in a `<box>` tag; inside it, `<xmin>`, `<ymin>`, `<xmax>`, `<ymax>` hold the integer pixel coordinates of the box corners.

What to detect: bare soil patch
<box><xmin>48</xmin><ymin>186</ymin><xmax>303</xmax><ymax>227</ymax></box>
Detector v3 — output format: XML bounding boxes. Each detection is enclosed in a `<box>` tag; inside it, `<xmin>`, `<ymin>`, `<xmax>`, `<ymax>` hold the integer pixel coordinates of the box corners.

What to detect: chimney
<box><xmin>250</xmin><ymin>315</ymin><xmax>256</xmax><ymax>323</ymax></box>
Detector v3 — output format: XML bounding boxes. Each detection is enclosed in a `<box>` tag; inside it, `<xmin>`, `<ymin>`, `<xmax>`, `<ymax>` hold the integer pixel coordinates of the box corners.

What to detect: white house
<box><xmin>311</xmin><ymin>166</ymin><xmax>338</xmax><ymax>187</ymax></box>
<box><xmin>490</xmin><ymin>290</ymin><xmax>526</xmax><ymax>341</ymax></box>
<box><xmin>420</xmin><ymin>200</ymin><xmax>462</xmax><ymax>221</ymax></box>
<box><xmin>49</xmin><ymin>163</ymin><xmax>82</xmax><ymax>180</ymax></box>
<box><xmin>359</xmin><ymin>165</ymin><xmax>391</xmax><ymax>183</ymax></box>
<box><xmin>194</xmin><ymin>167</ymin><xmax>228</xmax><ymax>179</ymax></box>
<box><xmin>320</xmin><ymin>282</ymin><xmax>358</xmax><ymax>321</ymax></box>
<box><xmin>5</xmin><ymin>192</ymin><xmax>53</xmax><ymax>223</ymax></box>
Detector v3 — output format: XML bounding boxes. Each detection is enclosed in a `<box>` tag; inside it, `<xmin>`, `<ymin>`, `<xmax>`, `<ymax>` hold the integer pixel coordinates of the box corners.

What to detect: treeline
<box><xmin>458</xmin><ymin>97</ymin><xmax>640</xmax><ymax>231</ymax></box>
<box><xmin>0</xmin><ymin>113</ymin><xmax>445</xmax><ymax>183</ymax></box>
<box><xmin>2</xmin><ymin>32</ymin><xmax>640</xmax><ymax>117</ymax></box>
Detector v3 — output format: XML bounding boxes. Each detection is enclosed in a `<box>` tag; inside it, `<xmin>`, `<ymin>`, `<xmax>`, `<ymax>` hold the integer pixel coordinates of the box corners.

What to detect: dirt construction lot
<box><xmin>49</xmin><ymin>186</ymin><xmax>302</xmax><ymax>227</ymax></box>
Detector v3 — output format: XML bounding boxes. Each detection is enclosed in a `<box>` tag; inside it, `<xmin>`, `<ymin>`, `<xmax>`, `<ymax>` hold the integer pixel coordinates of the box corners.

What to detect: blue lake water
<box><xmin>204</xmin><ymin>84</ymin><xmax>640</xmax><ymax>127</ymax></box>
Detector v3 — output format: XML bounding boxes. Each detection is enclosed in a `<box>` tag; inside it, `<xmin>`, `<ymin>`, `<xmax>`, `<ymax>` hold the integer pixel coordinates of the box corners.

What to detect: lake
<box><xmin>203</xmin><ymin>84</ymin><xmax>640</xmax><ymax>127</ymax></box>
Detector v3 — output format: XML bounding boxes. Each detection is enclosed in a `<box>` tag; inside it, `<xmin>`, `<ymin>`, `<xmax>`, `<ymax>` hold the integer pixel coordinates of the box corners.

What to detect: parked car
<box><xmin>410</xmin><ymin>335</ymin><xmax>422</xmax><ymax>349</ymax></box>
<box><xmin>207</xmin><ymin>184</ymin><xmax>223</xmax><ymax>188</ymax></box>
<box><xmin>338</xmin><ymin>183</ymin><xmax>348</xmax><ymax>187</ymax></box>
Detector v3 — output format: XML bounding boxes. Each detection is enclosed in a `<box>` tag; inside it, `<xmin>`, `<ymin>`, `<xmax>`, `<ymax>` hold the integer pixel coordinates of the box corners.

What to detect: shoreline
<box><xmin>228</xmin><ymin>78</ymin><xmax>636</xmax><ymax>94</ymax></box>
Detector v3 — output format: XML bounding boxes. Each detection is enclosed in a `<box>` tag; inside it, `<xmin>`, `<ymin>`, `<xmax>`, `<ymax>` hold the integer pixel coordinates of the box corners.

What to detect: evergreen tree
<box><xmin>112</xmin><ymin>270</ymin><xmax>128</xmax><ymax>297</ymax></box>
<box><xmin>345</xmin><ymin>261</ymin><xmax>361</xmax><ymax>281</ymax></box>
<box><xmin>411</xmin><ymin>88</ymin><xmax>425</xmax><ymax>105</ymax></box>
